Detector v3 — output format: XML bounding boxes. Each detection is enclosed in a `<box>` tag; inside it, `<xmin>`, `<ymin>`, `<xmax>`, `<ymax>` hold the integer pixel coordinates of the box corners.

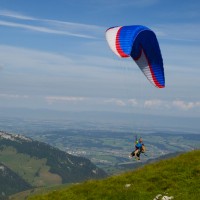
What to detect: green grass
<box><xmin>10</xmin><ymin>183</ymin><xmax>70</xmax><ymax>200</ymax></box>
<box><xmin>28</xmin><ymin>150</ymin><xmax>200</xmax><ymax>200</ymax></box>
<box><xmin>0</xmin><ymin>146</ymin><xmax>62</xmax><ymax>186</ymax></box>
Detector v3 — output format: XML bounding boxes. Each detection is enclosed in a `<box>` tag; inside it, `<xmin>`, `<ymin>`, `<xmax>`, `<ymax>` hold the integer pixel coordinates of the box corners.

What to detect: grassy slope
<box><xmin>9</xmin><ymin>184</ymin><xmax>70</xmax><ymax>200</ymax></box>
<box><xmin>28</xmin><ymin>150</ymin><xmax>200</xmax><ymax>200</ymax></box>
<box><xmin>0</xmin><ymin>146</ymin><xmax>62</xmax><ymax>186</ymax></box>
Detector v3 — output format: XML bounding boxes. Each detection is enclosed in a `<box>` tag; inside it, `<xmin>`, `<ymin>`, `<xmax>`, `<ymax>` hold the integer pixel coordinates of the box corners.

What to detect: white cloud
<box><xmin>0</xmin><ymin>93</ymin><xmax>29</xmax><ymax>99</ymax></box>
<box><xmin>128</xmin><ymin>99</ymin><xmax>138</xmax><ymax>106</ymax></box>
<box><xmin>104</xmin><ymin>98</ymin><xmax>126</xmax><ymax>106</ymax></box>
<box><xmin>0</xmin><ymin>45</ymin><xmax>73</xmax><ymax>71</ymax></box>
<box><xmin>0</xmin><ymin>44</ymin><xmax>132</xmax><ymax>80</ymax></box>
<box><xmin>0</xmin><ymin>20</ymin><xmax>96</xmax><ymax>39</ymax></box>
<box><xmin>172</xmin><ymin>100</ymin><xmax>200</xmax><ymax>110</ymax></box>
<box><xmin>143</xmin><ymin>99</ymin><xmax>200</xmax><ymax>111</ymax></box>
<box><xmin>46</xmin><ymin>96</ymin><xmax>87</xmax><ymax>104</ymax></box>
<box><xmin>0</xmin><ymin>10</ymin><xmax>103</xmax><ymax>39</ymax></box>
<box><xmin>144</xmin><ymin>99</ymin><xmax>163</xmax><ymax>108</ymax></box>
<box><xmin>102</xmin><ymin>98</ymin><xmax>138</xmax><ymax>107</ymax></box>
<box><xmin>112</xmin><ymin>99</ymin><xmax>200</xmax><ymax>112</ymax></box>
<box><xmin>0</xmin><ymin>10</ymin><xmax>35</xmax><ymax>20</ymax></box>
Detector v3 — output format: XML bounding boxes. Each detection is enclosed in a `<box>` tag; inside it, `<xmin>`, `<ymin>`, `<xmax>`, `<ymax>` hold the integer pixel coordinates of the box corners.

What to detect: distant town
<box><xmin>1</xmin><ymin>116</ymin><xmax>199</xmax><ymax>174</ymax></box>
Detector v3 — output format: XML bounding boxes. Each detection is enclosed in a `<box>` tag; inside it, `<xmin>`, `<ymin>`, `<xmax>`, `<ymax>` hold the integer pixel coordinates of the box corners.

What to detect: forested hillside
<box><xmin>0</xmin><ymin>163</ymin><xmax>31</xmax><ymax>200</ymax></box>
<box><xmin>0</xmin><ymin>131</ymin><xmax>107</xmax><ymax>198</ymax></box>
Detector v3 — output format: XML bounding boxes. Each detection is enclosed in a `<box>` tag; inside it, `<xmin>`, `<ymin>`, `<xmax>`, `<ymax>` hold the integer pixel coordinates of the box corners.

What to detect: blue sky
<box><xmin>0</xmin><ymin>0</ymin><xmax>200</xmax><ymax>125</ymax></box>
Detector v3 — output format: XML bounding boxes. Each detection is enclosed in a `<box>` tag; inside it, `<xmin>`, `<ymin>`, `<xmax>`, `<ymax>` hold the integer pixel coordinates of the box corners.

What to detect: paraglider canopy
<box><xmin>105</xmin><ymin>25</ymin><xmax>165</xmax><ymax>88</ymax></box>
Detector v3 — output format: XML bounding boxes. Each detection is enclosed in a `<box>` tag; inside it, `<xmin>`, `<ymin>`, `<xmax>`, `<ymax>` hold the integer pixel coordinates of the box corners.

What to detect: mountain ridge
<box><xmin>0</xmin><ymin>131</ymin><xmax>107</xmax><ymax>198</ymax></box>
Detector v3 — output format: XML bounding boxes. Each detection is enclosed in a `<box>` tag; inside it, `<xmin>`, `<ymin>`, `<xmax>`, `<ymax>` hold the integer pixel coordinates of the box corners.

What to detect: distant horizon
<box><xmin>0</xmin><ymin>106</ymin><xmax>199</xmax><ymax>133</ymax></box>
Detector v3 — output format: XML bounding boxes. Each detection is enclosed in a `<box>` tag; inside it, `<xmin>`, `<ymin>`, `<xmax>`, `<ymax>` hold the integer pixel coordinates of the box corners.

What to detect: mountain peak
<box><xmin>0</xmin><ymin>131</ymin><xmax>32</xmax><ymax>142</ymax></box>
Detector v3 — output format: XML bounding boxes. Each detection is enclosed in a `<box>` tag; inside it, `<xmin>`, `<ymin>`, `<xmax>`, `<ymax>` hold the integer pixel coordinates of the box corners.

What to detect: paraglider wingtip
<box><xmin>155</xmin><ymin>84</ymin><xmax>165</xmax><ymax>89</ymax></box>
